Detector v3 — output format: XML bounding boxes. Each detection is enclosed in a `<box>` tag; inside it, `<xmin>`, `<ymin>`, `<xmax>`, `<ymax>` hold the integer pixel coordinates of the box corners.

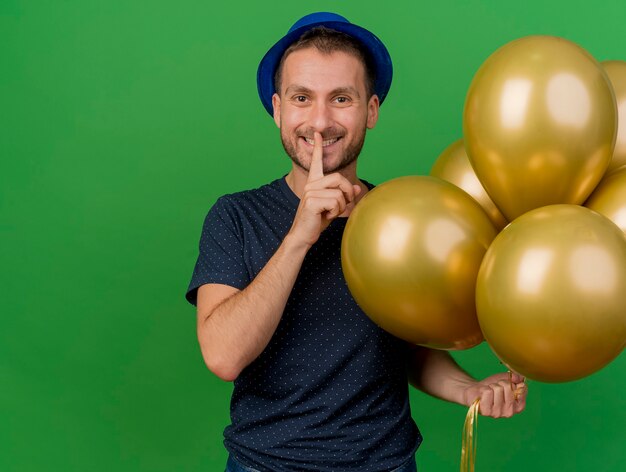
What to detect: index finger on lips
<box><xmin>307</xmin><ymin>131</ymin><xmax>324</xmax><ymax>183</ymax></box>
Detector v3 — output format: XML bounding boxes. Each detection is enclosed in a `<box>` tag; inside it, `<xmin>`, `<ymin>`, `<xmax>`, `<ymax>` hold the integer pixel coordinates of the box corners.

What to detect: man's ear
<box><xmin>272</xmin><ymin>93</ymin><xmax>281</xmax><ymax>128</ymax></box>
<box><xmin>366</xmin><ymin>94</ymin><xmax>380</xmax><ymax>129</ymax></box>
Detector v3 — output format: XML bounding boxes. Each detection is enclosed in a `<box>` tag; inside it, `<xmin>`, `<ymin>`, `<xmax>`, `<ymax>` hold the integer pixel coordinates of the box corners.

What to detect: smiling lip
<box><xmin>303</xmin><ymin>136</ymin><xmax>341</xmax><ymax>147</ymax></box>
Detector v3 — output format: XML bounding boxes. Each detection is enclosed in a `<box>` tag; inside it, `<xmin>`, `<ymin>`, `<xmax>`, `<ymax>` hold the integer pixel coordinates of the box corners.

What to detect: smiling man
<box><xmin>186</xmin><ymin>12</ymin><xmax>527</xmax><ymax>472</ymax></box>
<box><xmin>272</xmin><ymin>37</ymin><xmax>378</xmax><ymax>177</ymax></box>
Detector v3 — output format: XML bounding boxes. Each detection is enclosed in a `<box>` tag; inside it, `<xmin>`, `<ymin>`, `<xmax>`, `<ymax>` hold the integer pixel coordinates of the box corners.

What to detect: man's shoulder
<box><xmin>215</xmin><ymin>177</ymin><xmax>288</xmax><ymax>208</ymax></box>
<box><xmin>219</xmin><ymin>177</ymin><xmax>283</xmax><ymax>202</ymax></box>
<box><xmin>202</xmin><ymin>176</ymin><xmax>295</xmax><ymax>241</ymax></box>
<box><xmin>209</xmin><ymin>176</ymin><xmax>296</xmax><ymax>221</ymax></box>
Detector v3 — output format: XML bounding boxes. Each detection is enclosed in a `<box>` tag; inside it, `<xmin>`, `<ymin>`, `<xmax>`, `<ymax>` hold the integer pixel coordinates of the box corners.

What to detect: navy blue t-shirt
<box><xmin>186</xmin><ymin>176</ymin><xmax>422</xmax><ymax>471</ymax></box>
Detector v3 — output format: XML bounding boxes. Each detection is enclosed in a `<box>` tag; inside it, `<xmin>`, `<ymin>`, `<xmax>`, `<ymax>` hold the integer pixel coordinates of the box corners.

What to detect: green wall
<box><xmin>2</xmin><ymin>1</ymin><xmax>624</xmax><ymax>470</ymax></box>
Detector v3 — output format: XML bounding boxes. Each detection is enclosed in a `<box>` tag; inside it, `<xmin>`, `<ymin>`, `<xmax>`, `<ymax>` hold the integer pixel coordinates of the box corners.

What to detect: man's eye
<box><xmin>295</xmin><ymin>96</ymin><xmax>307</xmax><ymax>102</ymax></box>
<box><xmin>335</xmin><ymin>96</ymin><xmax>349</xmax><ymax>104</ymax></box>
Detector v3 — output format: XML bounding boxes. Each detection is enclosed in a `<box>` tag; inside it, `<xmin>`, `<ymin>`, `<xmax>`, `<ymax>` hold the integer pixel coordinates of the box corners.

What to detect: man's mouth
<box><xmin>303</xmin><ymin>136</ymin><xmax>341</xmax><ymax>147</ymax></box>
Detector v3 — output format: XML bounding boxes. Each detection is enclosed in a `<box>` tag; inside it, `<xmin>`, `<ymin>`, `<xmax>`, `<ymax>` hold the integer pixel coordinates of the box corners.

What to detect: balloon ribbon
<box><xmin>460</xmin><ymin>398</ymin><xmax>480</xmax><ymax>472</ymax></box>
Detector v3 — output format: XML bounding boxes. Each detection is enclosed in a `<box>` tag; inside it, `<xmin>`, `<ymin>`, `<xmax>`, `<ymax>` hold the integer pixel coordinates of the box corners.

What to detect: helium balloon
<box><xmin>585</xmin><ymin>166</ymin><xmax>626</xmax><ymax>235</ymax></box>
<box><xmin>342</xmin><ymin>176</ymin><xmax>497</xmax><ymax>350</ymax></box>
<box><xmin>431</xmin><ymin>138</ymin><xmax>508</xmax><ymax>231</ymax></box>
<box><xmin>476</xmin><ymin>205</ymin><xmax>626</xmax><ymax>383</ymax></box>
<box><xmin>464</xmin><ymin>36</ymin><xmax>617</xmax><ymax>221</ymax></box>
<box><xmin>602</xmin><ymin>61</ymin><xmax>626</xmax><ymax>174</ymax></box>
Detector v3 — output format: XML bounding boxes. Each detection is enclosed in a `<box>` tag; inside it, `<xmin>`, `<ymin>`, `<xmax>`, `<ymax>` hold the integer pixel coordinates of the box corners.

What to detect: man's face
<box><xmin>272</xmin><ymin>48</ymin><xmax>379</xmax><ymax>174</ymax></box>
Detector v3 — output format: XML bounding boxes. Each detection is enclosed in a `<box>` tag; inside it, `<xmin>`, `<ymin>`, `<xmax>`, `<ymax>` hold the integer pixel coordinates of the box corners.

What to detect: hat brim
<box><xmin>257</xmin><ymin>20</ymin><xmax>393</xmax><ymax>116</ymax></box>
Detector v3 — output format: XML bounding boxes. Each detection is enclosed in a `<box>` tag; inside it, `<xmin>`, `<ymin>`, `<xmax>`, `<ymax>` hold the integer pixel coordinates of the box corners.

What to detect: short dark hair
<box><xmin>273</xmin><ymin>26</ymin><xmax>376</xmax><ymax>98</ymax></box>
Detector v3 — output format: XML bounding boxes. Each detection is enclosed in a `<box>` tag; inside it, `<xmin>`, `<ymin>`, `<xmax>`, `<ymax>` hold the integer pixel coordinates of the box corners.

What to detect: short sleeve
<box><xmin>185</xmin><ymin>197</ymin><xmax>251</xmax><ymax>306</ymax></box>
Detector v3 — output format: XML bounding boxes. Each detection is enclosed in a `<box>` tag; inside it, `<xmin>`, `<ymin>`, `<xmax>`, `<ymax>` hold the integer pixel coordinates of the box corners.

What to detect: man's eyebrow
<box><xmin>331</xmin><ymin>86</ymin><xmax>361</xmax><ymax>98</ymax></box>
<box><xmin>284</xmin><ymin>85</ymin><xmax>314</xmax><ymax>95</ymax></box>
<box><xmin>283</xmin><ymin>85</ymin><xmax>361</xmax><ymax>98</ymax></box>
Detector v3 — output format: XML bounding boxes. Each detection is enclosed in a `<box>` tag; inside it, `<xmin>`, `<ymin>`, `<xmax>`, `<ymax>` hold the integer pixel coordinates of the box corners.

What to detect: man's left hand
<box><xmin>461</xmin><ymin>372</ymin><xmax>527</xmax><ymax>418</ymax></box>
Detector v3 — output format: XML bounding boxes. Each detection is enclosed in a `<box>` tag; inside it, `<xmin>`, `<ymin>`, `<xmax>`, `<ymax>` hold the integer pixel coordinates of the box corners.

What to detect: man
<box><xmin>186</xmin><ymin>12</ymin><xmax>527</xmax><ymax>472</ymax></box>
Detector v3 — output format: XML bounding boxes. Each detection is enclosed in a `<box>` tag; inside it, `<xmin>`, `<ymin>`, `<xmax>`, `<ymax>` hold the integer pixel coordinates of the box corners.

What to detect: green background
<box><xmin>2</xmin><ymin>0</ymin><xmax>625</xmax><ymax>470</ymax></box>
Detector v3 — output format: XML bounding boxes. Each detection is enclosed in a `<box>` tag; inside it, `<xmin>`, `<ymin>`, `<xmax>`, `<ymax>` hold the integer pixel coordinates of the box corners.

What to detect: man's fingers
<box><xmin>513</xmin><ymin>383</ymin><xmax>528</xmax><ymax>413</ymax></box>
<box><xmin>491</xmin><ymin>383</ymin><xmax>505</xmax><ymax>417</ymax></box>
<box><xmin>308</xmin><ymin>131</ymin><xmax>325</xmax><ymax>182</ymax></box>
<box><xmin>469</xmin><ymin>372</ymin><xmax>528</xmax><ymax>419</ymax></box>
<box><xmin>499</xmin><ymin>380</ymin><xmax>515</xmax><ymax>417</ymax></box>
<box><xmin>477</xmin><ymin>388</ymin><xmax>493</xmax><ymax>416</ymax></box>
<box><xmin>305</xmin><ymin>174</ymin><xmax>358</xmax><ymax>204</ymax></box>
<box><xmin>303</xmin><ymin>189</ymin><xmax>347</xmax><ymax>218</ymax></box>
<box><xmin>509</xmin><ymin>371</ymin><xmax>525</xmax><ymax>384</ymax></box>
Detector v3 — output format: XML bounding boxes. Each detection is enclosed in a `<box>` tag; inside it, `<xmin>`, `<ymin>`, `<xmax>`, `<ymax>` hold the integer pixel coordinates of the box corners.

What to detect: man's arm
<box><xmin>196</xmin><ymin>233</ymin><xmax>310</xmax><ymax>381</ymax></box>
<box><xmin>196</xmin><ymin>132</ymin><xmax>361</xmax><ymax>381</ymax></box>
<box><xmin>407</xmin><ymin>346</ymin><xmax>527</xmax><ymax>418</ymax></box>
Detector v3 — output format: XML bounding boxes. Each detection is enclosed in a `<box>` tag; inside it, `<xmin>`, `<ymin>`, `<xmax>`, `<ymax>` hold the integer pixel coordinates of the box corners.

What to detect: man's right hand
<box><xmin>288</xmin><ymin>131</ymin><xmax>362</xmax><ymax>248</ymax></box>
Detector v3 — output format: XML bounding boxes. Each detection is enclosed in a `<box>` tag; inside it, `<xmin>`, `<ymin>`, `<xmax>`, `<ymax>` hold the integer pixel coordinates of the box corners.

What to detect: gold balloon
<box><xmin>476</xmin><ymin>205</ymin><xmax>626</xmax><ymax>383</ymax></box>
<box><xmin>431</xmin><ymin>139</ymin><xmax>508</xmax><ymax>231</ymax></box>
<box><xmin>586</xmin><ymin>166</ymin><xmax>626</xmax><ymax>235</ymax></box>
<box><xmin>602</xmin><ymin>61</ymin><xmax>626</xmax><ymax>174</ymax></box>
<box><xmin>342</xmin><ymin>176</ymin><xmax>497</xmax><ymax>350</ymax></box>
<box><xmin>464</xmin><ymin>36</ymin><xmax>617</xmax><ymax>221</ymax></box>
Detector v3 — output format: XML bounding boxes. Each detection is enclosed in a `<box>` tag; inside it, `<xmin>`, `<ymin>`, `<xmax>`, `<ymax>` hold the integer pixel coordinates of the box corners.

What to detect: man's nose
<box><xmin>309</xmin><ymin>100</ymin><xmax>333</xmax><ymax>131</ymax></box>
